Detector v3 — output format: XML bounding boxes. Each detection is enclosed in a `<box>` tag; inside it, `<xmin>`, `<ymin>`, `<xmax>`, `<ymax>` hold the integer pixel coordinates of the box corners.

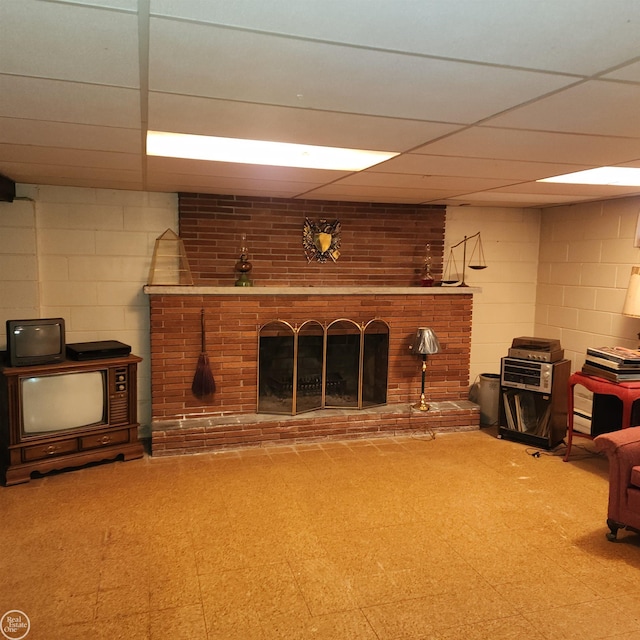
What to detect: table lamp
<box><xmin>410</xmin><ymin>327</ymin><xmax>441</xmax><ymax>411</ymax></box>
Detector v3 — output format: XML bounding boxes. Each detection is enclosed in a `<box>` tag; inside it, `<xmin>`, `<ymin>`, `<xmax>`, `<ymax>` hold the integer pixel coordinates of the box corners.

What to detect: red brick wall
<box><xmin>178</xmin><ymin>193</ymin><xmax>445</xmax><ymax>286</ymax></box>
<box><xmin>149</xmin><ymin>292</ymin><xmax>472</xmax><ymax>421</ymax></box>
<box><xmin>146</xmin><ymin>194</ymin><xmax>479</xmax><ymax>453</ymax></box>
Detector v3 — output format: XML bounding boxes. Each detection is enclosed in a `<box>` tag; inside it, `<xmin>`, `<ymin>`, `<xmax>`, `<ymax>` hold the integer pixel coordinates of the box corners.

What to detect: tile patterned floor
<box><xmin>2</xmin><ymin>428</ymin><xmax>640</xmax><ymax>639</ymax></box>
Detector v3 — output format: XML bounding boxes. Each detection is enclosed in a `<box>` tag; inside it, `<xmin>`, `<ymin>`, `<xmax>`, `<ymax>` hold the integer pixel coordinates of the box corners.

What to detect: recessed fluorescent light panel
<box><xmin>146</xmin><ymin>131</ymin><xmax>398</xmax><ymax>171</ymax></box>
<box><xmin>538</xmin><ymin>167</ymin><xmax>640</xmax><ymax>186</ymax></box>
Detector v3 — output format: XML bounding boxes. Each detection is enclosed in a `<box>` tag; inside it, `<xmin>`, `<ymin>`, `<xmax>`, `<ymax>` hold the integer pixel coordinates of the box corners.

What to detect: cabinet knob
<box><xmin>45</xmin><ymin>445</ymin><xmax>58</xmax><ymax>455</ymax></box>
<box><xmin>100</xmin><ymin>435</ymin><xmax>111</xmax><ymax>445</ymax></box>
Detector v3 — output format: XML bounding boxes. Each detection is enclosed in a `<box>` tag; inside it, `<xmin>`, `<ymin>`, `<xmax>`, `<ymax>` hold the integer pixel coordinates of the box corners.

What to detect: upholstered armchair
<box><xmin>595</xmin><ymin>427</ymin><xmax>640</xmax><ymax>541</ymax></box>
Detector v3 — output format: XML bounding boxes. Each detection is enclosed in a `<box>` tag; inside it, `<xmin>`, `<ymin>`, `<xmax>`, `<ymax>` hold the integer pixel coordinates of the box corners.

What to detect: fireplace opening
<box><xmin>258</xmin><ymin>319</ymin><xmax>389</xmax><ymax>415</ymax></box>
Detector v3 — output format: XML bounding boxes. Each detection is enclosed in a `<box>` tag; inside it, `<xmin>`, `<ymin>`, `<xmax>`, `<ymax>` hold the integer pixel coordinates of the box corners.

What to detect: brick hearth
<box><xmin>151</xmin><ymin>402</ymin><xmax>480</xmax><ymax>456</ymax></box>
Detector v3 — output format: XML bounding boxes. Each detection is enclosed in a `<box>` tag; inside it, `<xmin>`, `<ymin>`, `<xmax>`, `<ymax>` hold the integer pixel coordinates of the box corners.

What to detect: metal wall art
<box><xmin>303</xmin><ymin>218</ymin><xmax>341</xmax><ymax>263</ymax></box>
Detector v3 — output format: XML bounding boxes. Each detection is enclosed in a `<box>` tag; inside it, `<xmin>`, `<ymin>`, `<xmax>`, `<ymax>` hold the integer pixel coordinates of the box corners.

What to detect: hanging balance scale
<box><xmin>442</xmin><ymin>232</ymin><xmax>487</xmax><ymax>286</ymax></box>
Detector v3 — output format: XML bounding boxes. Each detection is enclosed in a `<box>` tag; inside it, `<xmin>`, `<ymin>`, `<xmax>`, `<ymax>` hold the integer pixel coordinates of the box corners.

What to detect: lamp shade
<box><xmin>411</xmin><ymin>327</ymin><xmax>441</xmax><ymax>355</ymax></box>
<box><xmin>623</xmin><ymin>266</ymin><xmax>640</xmax><ymax>318</ymax></box>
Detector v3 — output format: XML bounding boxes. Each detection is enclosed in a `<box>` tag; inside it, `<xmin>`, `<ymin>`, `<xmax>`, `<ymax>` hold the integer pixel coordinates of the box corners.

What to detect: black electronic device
<box><xmin>0</xmin><ymin>173</ymin><xmax>15</xmax><ymax>203</ymax></box>
<box><xmin>508</xmin><ymin>336</ymin><xmax>564</xmax><ymax>363</ymax></box>
<box><xmin>66</xmin><ymin>340</ymin><xmax>131</xmax><ymax>361</ymax></box>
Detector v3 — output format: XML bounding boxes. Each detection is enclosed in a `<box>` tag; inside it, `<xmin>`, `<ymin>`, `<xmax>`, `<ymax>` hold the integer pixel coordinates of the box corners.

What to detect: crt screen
<box><xmin>21</xmin><ymin>371</ymin><xmax>105</xmax><ymax>434</ymax></box>
<box><xmin>14</xmin><ymin>324</ymin><xmax>61</xmax><ymax>358</ymax></box>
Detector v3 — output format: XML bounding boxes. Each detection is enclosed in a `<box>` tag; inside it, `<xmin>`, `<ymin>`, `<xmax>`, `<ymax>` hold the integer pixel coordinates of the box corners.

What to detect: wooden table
<box><xmin>564</xmin><ymin>371</ymin><xmax>640</xmax><ymax>461</ymax></box>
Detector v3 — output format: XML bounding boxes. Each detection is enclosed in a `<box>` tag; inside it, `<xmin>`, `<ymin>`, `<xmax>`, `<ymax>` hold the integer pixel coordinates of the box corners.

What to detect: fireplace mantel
<box><xmin>143</xmin><ymin>285</ymin><xmax>480</xmax><ymax>296</ymax></box>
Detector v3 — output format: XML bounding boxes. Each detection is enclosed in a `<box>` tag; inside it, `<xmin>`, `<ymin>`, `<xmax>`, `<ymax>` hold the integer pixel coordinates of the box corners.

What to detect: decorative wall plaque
<box><xmin>303</xmin><ymin>218</ymin><xmax>341</xmax><ymax>263</ymax></box>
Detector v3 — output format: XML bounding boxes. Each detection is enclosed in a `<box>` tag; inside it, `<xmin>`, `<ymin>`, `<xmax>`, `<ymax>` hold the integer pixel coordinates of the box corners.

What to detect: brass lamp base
<box><xmin>413</xmin><ymin>394</ymin><xmax>431</xmax><ymax>411</ymax></box>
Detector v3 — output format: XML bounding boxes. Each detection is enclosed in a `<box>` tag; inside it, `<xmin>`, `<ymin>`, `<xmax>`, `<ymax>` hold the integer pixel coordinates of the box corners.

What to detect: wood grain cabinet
<box><xmin>0</xmin><ymin>354</ymin><xmax>143</xmax><ymax>485</ymax></box>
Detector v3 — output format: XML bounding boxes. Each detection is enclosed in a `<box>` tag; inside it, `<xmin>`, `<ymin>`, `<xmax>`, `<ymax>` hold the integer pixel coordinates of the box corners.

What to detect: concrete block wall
<box><xmin>0</xmin><ymin>185</ymin><xmax>178</xmax><ymax>435</ymax></box>
<box><xmin>445</xmin><ymin>207</ymin><xmax>542</xmax><ymax>382</ymax></box>
<box><xmin>8</xmin><ymin>184</ymin><xmax>637</xmax><ymax>437</ymax></box>
<box><xmin>0</xmin><ymin>197</ymin><xmax>39</xmax><ymax>321</ymax></box>
<box><xmin>536</xmin><ymin>196</ymin><xmax>640</xmax><ymax>370</ymax></box>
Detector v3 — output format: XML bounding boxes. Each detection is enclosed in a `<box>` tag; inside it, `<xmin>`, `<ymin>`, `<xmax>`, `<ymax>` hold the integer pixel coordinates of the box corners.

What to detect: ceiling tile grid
<box><xmin>1</xmin><ymin>0</ymin><xmax>640</xmax><ymax>206</ymax></box>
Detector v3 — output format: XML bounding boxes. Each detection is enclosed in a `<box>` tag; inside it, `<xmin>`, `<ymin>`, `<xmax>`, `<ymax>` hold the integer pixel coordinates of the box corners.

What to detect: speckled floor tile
<box><xmin>2</xmin><ymin>429</ymin><xmax>636</xmax><ymax>640</ymax></box>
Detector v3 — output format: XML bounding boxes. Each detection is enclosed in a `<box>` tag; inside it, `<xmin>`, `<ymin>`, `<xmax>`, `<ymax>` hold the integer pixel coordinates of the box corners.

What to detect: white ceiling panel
<box><xmin>492</xmin><ymin>181</ymin><xmax>640</xmax><ymax>198</ymax></box>
<box><xmin>0</xmin><ymin>144</ymin><xmax>140</xmax><ymax>171</ymax></box>
<box><xmin>3</xmin><ymin>1</ymin><xmax>640</xmax><ymax>208</ymax></box>
<box><xmin>376</xmin><ymin>154</ymin><xmax>592</xmax><ymax>181</ymax></box>
<box><xmin>146</xmin><ymin>156</ymin><xmax>350</xmax><ymax>182</ymax></box>
<box><xmin>148</xmin><ymin>20</ymin><xmax>577</xmax><ymax>123</ymax></box>
<box><xmin>413</xmin><ymin>128</ymin><xmax>640</xmax><ymax>166</ymax></box>
<box><xmin>304</xmin><ymin>183</ymin><xmax>465</xmax><ymax>201</ymax></box>
<box><xmin>603</xmin><ymin>61</ymin><xmax>640</xmax><ymax>82</ymax></box>
<box><xmin>145</xmin><ymin>172</ymin><xmax>325</xmax><ymax>197</ymax></box>
<box><xmin>150</xmin><ymin>0</ymin><xmax>640</xmax><ymax>75</ymax></box>
<box><xmin>2</xmin><ymin>161</ymin><xmax>141</xmax><ymax>184</ymax></box>
<box><xmin>332</xmin><ymin>172</ymin><xmax>515</xmax><ymax>193</ymax></box>
<box><xmin>2</xmin><ymin>0</ymin><xmax>139</xmax><ymax>87</ymax></box>
<box><xmin>0</xmin><ymin>75</ymin><xmax>140</xmax><ymax>128</ymax></box>
<box><xmin>148</xmin><ymin>93</ymin><xmax>460</xmax><ymax>150</ymax></box>
<box><xmin>0</xmin><ymin>117</ymin><xmax>140</xmax><ymax>154</ymax></box>
<box><xmin>445</xmin><ymin>193</ymin><xmax>589</xmax><ymax>207</ymax></box>
<box><xmin>49</xmin><ymin>0</ymin><xmax>138</xmax><ymax>9</ymax></box>
<box><xmin>485</xmin><ymin>80</ymin><xmax>640</xmax><ymax>137</ymax></box>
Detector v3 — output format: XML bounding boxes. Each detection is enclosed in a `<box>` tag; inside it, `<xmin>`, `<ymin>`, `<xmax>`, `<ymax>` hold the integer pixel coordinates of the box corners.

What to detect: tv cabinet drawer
<box><xmin>81</xmin><ymin>429</ymin><xmax>129</xmax><ymax>450</ymax></box>
<box><xmin>22</xmin><ymin>438</ymin><xmax>78</xmax><ymax>462</ymax></box>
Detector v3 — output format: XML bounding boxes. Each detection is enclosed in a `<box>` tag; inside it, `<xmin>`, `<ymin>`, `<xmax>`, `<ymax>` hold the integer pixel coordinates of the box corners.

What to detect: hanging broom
<box><xmin>192</xmin><ymin>308</ymin><xmax>216</xmax><ymax>400</ymax></box>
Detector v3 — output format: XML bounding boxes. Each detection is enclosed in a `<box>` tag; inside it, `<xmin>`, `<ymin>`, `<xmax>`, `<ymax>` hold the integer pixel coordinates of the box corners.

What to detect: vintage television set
<box><xmin>6</xmin><ymin>317</ymin><xmax>66</xmax><ymax>367</ymax></box>
<box><xmin>0</xmin><ymin>352</ymin><xmax>143</xmax><ymax>485</ymax></box>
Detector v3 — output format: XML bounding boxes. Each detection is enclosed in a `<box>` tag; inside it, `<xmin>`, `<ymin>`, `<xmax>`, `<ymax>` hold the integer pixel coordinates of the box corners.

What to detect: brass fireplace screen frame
<box><xmin>257</xmin><ymin>318</ymin><xmax>390</xmax><ymax>416</ymax></box>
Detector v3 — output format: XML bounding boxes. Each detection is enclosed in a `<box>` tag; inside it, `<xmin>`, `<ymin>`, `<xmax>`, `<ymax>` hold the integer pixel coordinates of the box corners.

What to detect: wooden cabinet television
<box><xmin>0</xmin><ymin>354</ymin><xmax>143</xmax><ymax>485</ymax></box>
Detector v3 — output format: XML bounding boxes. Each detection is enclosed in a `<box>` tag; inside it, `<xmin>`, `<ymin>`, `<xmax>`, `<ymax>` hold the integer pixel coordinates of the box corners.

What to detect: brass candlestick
<box><xmin>234</xmin><ymin>234</ymin><xmax>253</xmax><ymax>287</ymax></box>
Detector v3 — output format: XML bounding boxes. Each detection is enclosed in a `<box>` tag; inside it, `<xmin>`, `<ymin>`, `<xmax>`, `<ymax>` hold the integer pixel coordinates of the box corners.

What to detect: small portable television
<box><xmin>6</xmin><ymin>317</ymin><xmax>66</xmax><ymax>367</ymax></box>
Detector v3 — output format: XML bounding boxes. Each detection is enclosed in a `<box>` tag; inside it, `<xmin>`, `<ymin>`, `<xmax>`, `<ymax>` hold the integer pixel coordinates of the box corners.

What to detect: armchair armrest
<box><xmin>595</xmin><ymin>427</ymin><xmax>640</xmax><ymax>465</ymax></box>
<box><xmin>595</xmin><ymin>427</ymin><xmax>640</xmax><ymax>534</ymax></box>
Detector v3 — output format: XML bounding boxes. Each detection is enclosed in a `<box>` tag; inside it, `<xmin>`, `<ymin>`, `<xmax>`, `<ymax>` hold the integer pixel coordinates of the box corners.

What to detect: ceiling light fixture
<box><xmin>538</xmin><ymin>167</ymin><xmax>640</xmax><ymax>186</ymax></box>
<box><xmin>146</xmin><ymin>131</ymin><xmax>398</xmax><ymax>172</ymax></box>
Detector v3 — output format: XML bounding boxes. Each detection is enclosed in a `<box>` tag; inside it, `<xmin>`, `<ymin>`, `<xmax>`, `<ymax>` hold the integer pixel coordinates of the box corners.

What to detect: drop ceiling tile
<box><xmin>415</xmin><ymin>127</ymin><xmax>640</xmax><ymax>166</ymax></box>
<box><xmin>0</xmin><ymin>161</ymin><xmax>142</xmax><ymax>186</ymax></box>
<box><xmin>444</xmin><ymin>192</ymin><xmax>582</xmax><ymax>207</ymax></box>
<box><xmin>603</xmin><ymin>60</ymin><xmax>640</xmax><ymax>82</ymax></box>
<box><xmin>377</xmin><ymin>154</ymin><xmax>591</xmax><ymax>181</ymax></box>
<box><xmin>5</xmin><ymin>1</ymin><xmax>640</xmax><ymax>207</ymax></box>
<box><xmin>485</xmin><ymin>80</ymin><xmax>640</xmax><ymax>137</ymax></box>
<box><xmin>150</xmin><ymin>0</ymin><xmax>640</xmax><ymax>75</ymax></box>
<box><xmin>0</xmin><ymin>143</ymin><xmax>140</xmax><ymax>171</ymax></box>
<box><xmin>303</xmin><ymin>183</ymin><xmax>465</xmax><ymax>202</ymax></box>
<box><xmin>0</xmin><ymin>117</ymin><xmax>140</xmax><ymax>154</ymax></box>
<box><xmin>493</xmin><ymin>181</ymin><xmax>640</xmax><ymax>198</ymax></box>
<box><xmin>148</xmin><ymin>93</ymin><xmax>460</xmax><ymax>150</ymax></box>
<box><xmin>3</xmin><ymin>0</ymin><xmax>139</xmax><ymax>87</ymax></box>
<box><xmin>335</xmin><ymin>171</ymin><xmax>515</xmax><ymax>192</ymax></box>
<box><xmin>148</xmin><ymin>20</ymin><xmax>577</xmax><ymax>122</ymax></box>
<box><xmin>0</xmin><ymin>75</ymin><xmax>140</xmax><ymax>128</ymax></box>
<box><xmin>53</xmin><ymin>0</ymin><xmax>138</xmax><ymax>9</ymax></box>
<box><xmin>146</xmin><ymin>156</ymin><xmax>350</xmax><ymax>182</ymax></box>
<box><xmin>144</xmin><ymin>172</ymin><xmax>322</xmax><ymax>197</ymax></box>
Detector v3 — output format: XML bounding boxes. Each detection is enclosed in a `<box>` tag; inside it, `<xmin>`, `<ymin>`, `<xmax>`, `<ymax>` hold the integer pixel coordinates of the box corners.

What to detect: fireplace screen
<box><xmin>258</xmin><ymin>319</ymin><xmax>389</xmax><ymax>415</ymax></box>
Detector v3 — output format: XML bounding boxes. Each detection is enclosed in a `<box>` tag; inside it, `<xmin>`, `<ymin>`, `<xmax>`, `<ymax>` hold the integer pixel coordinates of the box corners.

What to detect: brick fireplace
<box><xmin>145</xmin><ymin>193</ymin><xmax>479</xmax><ymax>456</ymax></box>
<box><xmin>146</xmin><ymin>287</ymin><xmax>479</xmax><ymax>455</ymax></box>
